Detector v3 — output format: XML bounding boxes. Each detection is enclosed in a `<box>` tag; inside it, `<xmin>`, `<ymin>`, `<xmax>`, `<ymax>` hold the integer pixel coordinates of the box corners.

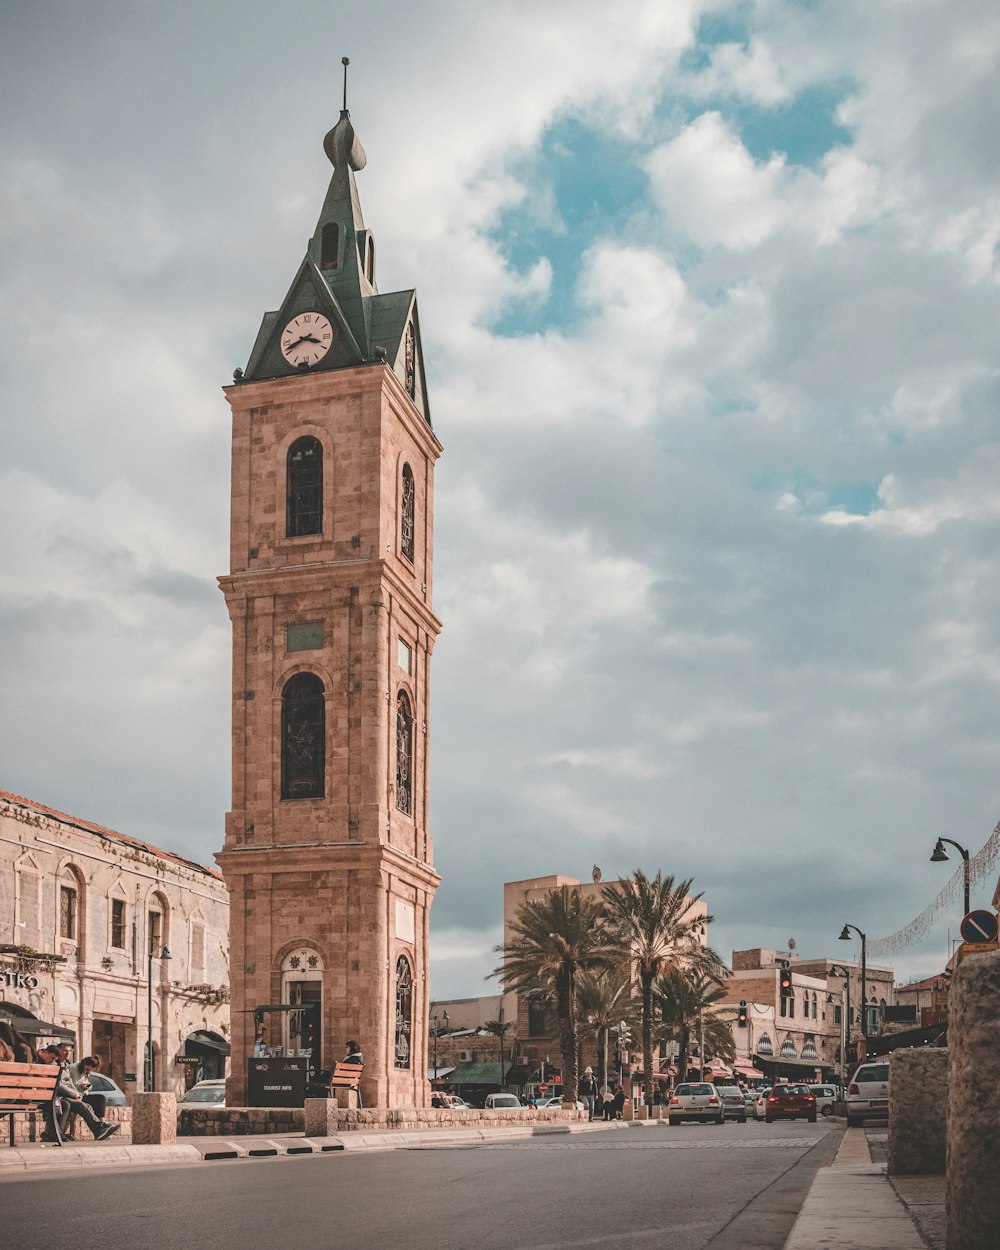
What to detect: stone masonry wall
<box><xmin>179</xmin><ymin>1104</ymin><xmax>583</xmax><ymax>1136</ymax></box>
<box><xmin>887</xmin><ymin>1047</ymin><xmax>947</xmax><ymax>1175</ymax></box>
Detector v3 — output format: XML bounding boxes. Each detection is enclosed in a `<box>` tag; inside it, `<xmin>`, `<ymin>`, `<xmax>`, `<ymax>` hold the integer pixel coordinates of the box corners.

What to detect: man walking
<box><xmin>579</xmin><ymin>1066</ymin><xmax>598</xmax><ymax>1121</ymax></box>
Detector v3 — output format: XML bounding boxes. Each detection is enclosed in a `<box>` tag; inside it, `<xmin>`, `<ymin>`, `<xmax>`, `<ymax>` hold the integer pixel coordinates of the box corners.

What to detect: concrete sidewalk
<box><xmin>0</xmin><ymin>1117</ymin><xmax>617</xmax><ymax>1173</ymax></box>
<box><xmin>783</xmin><ymin>1127</ymin><xmax>945</xmax><ymax>1250</ymax></box>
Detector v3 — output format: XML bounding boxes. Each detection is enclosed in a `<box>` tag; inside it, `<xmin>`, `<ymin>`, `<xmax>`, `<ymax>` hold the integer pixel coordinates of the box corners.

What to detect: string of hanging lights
<box><xmin>867</xmin><ymin>818</ymin><xmax>1000</xmax><ymax>958</ymax></box>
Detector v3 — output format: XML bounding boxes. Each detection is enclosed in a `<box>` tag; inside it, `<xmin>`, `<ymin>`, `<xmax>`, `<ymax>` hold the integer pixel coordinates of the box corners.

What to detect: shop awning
<box><xmin>185</xmin><ymin>1030</ymin><xmax>230</xmax><ymax>1055</ymax></box>
<box><xmin>0</xmin><ymin>1005</ymin><xmax>75</xmax><ymax>1041</ymax></box>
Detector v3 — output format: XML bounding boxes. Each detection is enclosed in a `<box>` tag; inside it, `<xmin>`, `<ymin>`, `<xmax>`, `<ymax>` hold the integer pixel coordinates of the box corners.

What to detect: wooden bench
<box><xmin>328</xmin><ymin>1062</ymin><xmax>363</xmax><ymax>1107</ymax></box>
<box><xmin>0</xmin><ymin>1060</ymin><xmax>62</xmax><ymax>1147</ymax></box>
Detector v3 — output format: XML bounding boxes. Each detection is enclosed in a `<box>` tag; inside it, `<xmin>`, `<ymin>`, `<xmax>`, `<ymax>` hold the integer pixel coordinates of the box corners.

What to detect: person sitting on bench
<box><xmin>36</xmin><ymin>1046</ymin><xmax>119</xmax><ymax>1142</ymax></box>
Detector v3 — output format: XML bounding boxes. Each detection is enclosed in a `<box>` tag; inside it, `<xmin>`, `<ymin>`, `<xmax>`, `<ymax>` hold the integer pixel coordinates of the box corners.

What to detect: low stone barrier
<box><xmin>180</xmin><ymin>1104</ymin><xmax>583</xmax><ymax>1137</ymax></box>
<box><xmin>133</xmin><ymin>1093</ymin><xmax>177</xmax><ymax>1145</ymax></box>
<box><xmin>887</xmin><ymin>1048</ymin><xmax>947</xmax><ymax>1175</ymax></box>
<box><xmin>9</xmin><ymin>1103</ymin><xmax>132</xmax><ymax>1145</ymax></box>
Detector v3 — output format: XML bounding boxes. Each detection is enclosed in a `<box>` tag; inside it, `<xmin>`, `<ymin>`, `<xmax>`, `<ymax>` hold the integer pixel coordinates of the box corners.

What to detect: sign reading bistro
<box><xmin>0</xmin><ymin>970</ymin><xmax>41</xmax><ymax>990</ymax></box>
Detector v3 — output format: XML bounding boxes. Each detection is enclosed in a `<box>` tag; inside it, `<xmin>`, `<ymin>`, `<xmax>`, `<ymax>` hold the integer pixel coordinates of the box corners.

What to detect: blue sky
<box><xmin>2</xmin><ymin>0</ymin><xmax>999</xmax><ymax>997</ymax></box>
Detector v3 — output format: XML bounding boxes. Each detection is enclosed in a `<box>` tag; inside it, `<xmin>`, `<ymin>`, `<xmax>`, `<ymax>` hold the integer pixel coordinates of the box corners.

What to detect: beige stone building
<box><xmin>0</xmin><ymin>789</ymin><xmax>229</xmax><ymax>1096</ymax></box>
<box><xmin>719</xmin><ymin>946</ymin><xmax>896</xmax><ymax>1080</ymax></box>
<box><xmin>217</xmin><ymin>97</ymin><xmax>441</xmax><ymax>1108</ymax></box>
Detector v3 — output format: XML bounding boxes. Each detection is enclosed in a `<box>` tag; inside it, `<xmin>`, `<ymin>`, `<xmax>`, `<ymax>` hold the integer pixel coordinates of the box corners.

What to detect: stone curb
<box><xmin>0</xmin><ymin>1119</ymin><xmax>624</xmax><ymax>1173</ymax></box>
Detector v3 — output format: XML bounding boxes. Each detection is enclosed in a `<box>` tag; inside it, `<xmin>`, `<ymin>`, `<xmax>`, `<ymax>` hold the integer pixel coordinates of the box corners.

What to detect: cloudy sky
<box><xmin>3</xmin><ymin>0</ymin><xmax>999</xmax><ymax>998</ymax></box>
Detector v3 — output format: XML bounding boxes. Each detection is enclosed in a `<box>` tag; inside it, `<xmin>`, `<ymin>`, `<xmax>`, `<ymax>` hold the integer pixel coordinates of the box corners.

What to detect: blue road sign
<box><xmin>960</xmin><ymin>910</ymin><xmax>999</xmax><ymax>944</ymax></box>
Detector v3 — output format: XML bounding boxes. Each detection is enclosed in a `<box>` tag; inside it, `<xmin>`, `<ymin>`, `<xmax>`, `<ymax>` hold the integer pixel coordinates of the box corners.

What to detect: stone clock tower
<box><xmin>216</xmin><ymin>87</ymin><xmax>441</xmax><ymax>1109</ymax></box>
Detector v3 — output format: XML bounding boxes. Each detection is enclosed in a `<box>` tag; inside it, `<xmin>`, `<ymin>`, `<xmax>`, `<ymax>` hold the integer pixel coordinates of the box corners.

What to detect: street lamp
<box><xmin>930</xmin><ymin>837</ymin><xmax>971</xmax><ymax>918</ymax></box>
<box><xmin>146</xmin><ymin>944</ymin><xmax>171</xmax><ymax>1091</ymax></box>
<box><xmin>838</xmin><ymin>924</ymin><xmax>868</xmax><ymax>1036</ymax></box>
<box><xmin>828</xmin><ymin>964</ymin><xmax>852</xmax><ymax>1086</ymax></box>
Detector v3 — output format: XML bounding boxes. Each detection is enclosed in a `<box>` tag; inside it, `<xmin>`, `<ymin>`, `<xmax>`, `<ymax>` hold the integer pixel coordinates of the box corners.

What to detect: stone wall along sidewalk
<box><xmin>888</xmin><ymin>1048</ymin><xmax>947</xmax><ymax>1175</ymax></box>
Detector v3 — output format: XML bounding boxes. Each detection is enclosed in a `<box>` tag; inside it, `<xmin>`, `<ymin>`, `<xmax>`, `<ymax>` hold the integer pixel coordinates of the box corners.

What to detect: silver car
<box><xmin>715</xmin><ymin>1085</ymin><xmax>748</xmax><ymax>1122</ymax></box>
<box><xmin>668</xmin><ymin>1082</ymin><xmax>725</xmax><ymax>1126</ymax></box>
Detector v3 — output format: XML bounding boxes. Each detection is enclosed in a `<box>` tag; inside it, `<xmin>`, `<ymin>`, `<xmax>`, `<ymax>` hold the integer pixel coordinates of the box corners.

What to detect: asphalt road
<box><xmin>1</xmin><ymin>1120</ymin><xmax>843</xmax><ymax>1250</ymax></box>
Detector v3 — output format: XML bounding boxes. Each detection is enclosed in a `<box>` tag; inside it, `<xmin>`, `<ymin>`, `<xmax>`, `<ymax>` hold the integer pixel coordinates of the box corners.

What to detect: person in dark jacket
<box><xmin>343</xmin><ymin>1041</ymin><xmax>363</xmax><ymax>1066</ymax></box>
<box><xmin>579</xmin><ymin>1067</ymin><xmax>598</xmax><ymax>1121</ymax></box>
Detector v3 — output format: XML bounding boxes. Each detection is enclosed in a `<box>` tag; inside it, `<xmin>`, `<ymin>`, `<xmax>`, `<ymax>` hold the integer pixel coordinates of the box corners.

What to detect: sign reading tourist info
<box><xmin>247</xmin><ymin>1056</ymin><xmax>308</xmax><ymax>1107</ymax></box>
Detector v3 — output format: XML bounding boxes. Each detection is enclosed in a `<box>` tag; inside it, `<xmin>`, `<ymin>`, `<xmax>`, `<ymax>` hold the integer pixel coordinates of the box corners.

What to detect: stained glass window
<box><xmin>281</xmin><ymin>672</ymin><xmax>326</xmax><ymax>799</ymax></box>
<box><xmin>404</xmin><ymin>322</ymin><xmax>415</xmax><ymax>398</ymax></box>
<box><xmin>395</xmin><ymin>690</ymin><xmax>412</xmax><ymax>815</ymax></box>
<box><xmin>286</xmin><ymin>437</ymin><xmax>323</xmax><ymax>537</ymax></box>
<box><xmin>400</xmin><ymin>464</ymin><xmax>415</xmax><ymax>563</ymax></box>
<box><xmin>394</xmin><ymin>956</ymin><xmax>412</xmax><ymax>1069</ymax></box>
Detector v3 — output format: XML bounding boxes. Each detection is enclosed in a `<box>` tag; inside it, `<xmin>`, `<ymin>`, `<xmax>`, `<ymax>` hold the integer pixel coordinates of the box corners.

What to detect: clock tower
<box><xmin>216</xmin><ymin>79</ymin><xmax>442</xmax><ymax>1109</ymax></box>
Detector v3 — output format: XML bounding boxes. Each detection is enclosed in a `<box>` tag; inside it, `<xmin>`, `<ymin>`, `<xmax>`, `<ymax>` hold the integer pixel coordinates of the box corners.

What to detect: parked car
<box><xmin>177</xmin><ymin>1079</ymin><xmax>227</xmax><ymax>1107</ymax></box>
<box><xmin>537</xmin><ymin>1095</ymin><xmax>585</xmax><ymax>1110</ymax></box>
<box><xmin>715</xmin><ymin>1085</ymin><xmax>748</xmax><ymax>1122</ymax></box>
<box><xmin>484</xmin><ymin>1092</ymin><xmax>523</xmax><ymax>1110</ymax></box>
<box><xmin>845</xmin><ymin>1062</ymin><xmax>889</xmax><ymax>1127</ymax></box>
<box><xmin>84</xmin><ymin>1073</ymin><xmax>128</xmax><ymax>1107</ymax></box>
<box><xmin>764</xmin><ymin>1084</ymin><xmax>817</xmax><ymax>1123</ymax></box>
<box><xmin>668</xmin><ymin>1082</ymin><xmax>725</xmax><ymax>1126</ymax></box>
<box><xmin>808</xmin><ymin>1084</ymin><xmax>839</xmax><ymax>1117</ymax></box>
<box><xmin>448</xmin><ymin>1096</ymin><xmax>470</xmax><ymax>1108</ymax></box>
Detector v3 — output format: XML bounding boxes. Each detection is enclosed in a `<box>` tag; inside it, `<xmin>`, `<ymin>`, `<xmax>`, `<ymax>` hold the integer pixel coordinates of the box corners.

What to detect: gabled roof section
<box><xmin>237</xmin><ymin>95</ymin><xmax>430</xmax><ymax>414</ymax></box>
<box><xmin>0</xmin><ymin>788</ymin><xmax>223</xmax><ymax>881</ymax></box>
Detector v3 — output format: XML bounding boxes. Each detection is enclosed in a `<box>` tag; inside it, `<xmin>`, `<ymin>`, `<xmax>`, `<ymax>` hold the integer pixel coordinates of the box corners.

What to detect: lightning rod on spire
<box><xmin>342</xmin><ymin>56</ymin><xmax>350</xmax><ymax>112</ymax></box>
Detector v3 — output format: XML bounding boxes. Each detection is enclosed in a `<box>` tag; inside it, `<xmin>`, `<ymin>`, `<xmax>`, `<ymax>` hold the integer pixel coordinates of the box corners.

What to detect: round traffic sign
<box><xmin>960</xmin><ymin>909</ymin><xmax>999</xmax><ymax>943</ymax></box>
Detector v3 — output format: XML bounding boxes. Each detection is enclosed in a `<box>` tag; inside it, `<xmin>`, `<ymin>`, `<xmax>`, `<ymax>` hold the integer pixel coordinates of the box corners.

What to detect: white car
<box><xmin>538</xmin><ymin>1095</ymin><xmax>584</xmax><ymax>1110</ymax></box>
<box><xmin>748</xmin><ymin>1088</ymin><xmax>771</xmax><ymax>1119</ymax></box>
<box><xmin>177</xmin><ymin>1079</ymin><xmax>227</xmax><ymax>1107</ymax></box>
<box><xmin>668</xmin><ymin>1082</ymin><xmax>726</xmax><ymax>1126</ymax></box>
<box><xmin>808</xmin><ymin>1084</ymin><xmax>839</xmax><ymax>1117</ymax></box>
<box><xmin>846</xmin><ymin>1062</ymin><xmax>889</xmax><ymax>1127</ymax></box>
<box><xmin>484</xmin><ymin>1092</ymin><xmax>523</xmax><ymax>1109</ymax></box>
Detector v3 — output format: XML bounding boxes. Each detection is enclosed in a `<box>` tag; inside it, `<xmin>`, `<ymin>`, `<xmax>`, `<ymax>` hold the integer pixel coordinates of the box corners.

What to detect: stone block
<box><xmin>132</xmin><ymin>1092</ymin><xmax>177</xmax><ymax>1145</ymax></box>
<box><xmin>304</xmin><ymin>1098</ymin><xmax>340</xmax><ymax>1137</ymax></box>
<box><xmin>946</xmin><ymin>950</ymin><xmax>1000</xmax><ymax>1250</ymax></box>
<box><xmin>887</xmin><ymin>1048</ymin><xmax>947</xmax><ymax>1174</ymax></box>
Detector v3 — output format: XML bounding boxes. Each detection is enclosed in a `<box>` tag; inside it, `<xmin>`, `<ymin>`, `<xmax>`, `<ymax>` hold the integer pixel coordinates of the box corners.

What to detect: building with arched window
<box><xmin>0</xmin><ymin>789</ymin><xmax>229</xmax><ymax>1099</ymax></box>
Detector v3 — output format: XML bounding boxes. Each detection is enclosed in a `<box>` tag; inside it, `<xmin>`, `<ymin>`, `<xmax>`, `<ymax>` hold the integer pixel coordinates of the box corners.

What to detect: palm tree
<box><xmin>654</xmin><ymin>966</ymin><xmax>734</xmax><ymax>1080</ymax></box>
<box><xmin>576</xmin><ymin>965</ymin><xmax>636</xmax><ymax>1093</ymax></box>
<box><xmin>492</xmin><ymin>886</ymin><xmax>614</xmax><ymax>1101</ymax></box>
<box><xmin>601</xmin><ymin>869</ymin><xmax>721</xmax><ymax>1107</ymax></box>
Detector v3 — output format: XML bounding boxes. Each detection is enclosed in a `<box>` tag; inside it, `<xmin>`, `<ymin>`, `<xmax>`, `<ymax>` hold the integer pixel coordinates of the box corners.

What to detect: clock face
<box><xmin>280</xmin><ymin>313</ymin><xmax>334</xmax><ymax>367</ymax></box>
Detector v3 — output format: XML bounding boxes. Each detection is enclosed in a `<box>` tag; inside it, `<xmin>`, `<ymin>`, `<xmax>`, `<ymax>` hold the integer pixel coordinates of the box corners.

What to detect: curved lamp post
<box><xmin>838</xmin><ymin>925</ymin><xmax>868</xmax><ymax>1036</ymax></box>
<box><xmin>146</xmin><ymin>944</ymin><xmax>171</xmax><ymax>1091</ymax></box>
<box><xmin>930</xmin><ymin>837</ymin><xmax>971</xmax><ymax>918</ymax></box>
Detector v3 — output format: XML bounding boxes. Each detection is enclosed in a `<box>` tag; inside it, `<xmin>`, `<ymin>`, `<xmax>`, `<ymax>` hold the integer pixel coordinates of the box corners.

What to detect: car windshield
<box><xmin>855</xmin><ymin>1065</ymin><xmax>889</xmax><ymax>1083</ymax></box>
<box><xmin>181</xmin><ymin>1086</ymin><xmax>225</xmax><ymax>1103</ymax></box>
<box><xmin>88</xmin><ymin>1075</ymin><xmax>113</xmax><ymax>1090</ymax></box>
<box><xmin>676</xmin><ymin>1085</ymin><xmax>712</xmax><ymax>1096</ymax></box>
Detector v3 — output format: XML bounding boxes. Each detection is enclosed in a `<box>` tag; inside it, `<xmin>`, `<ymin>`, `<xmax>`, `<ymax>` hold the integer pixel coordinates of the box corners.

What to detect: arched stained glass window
<box><xmin>395</xmin><ymin>690</ymin><xmax>413</xmax><ymax>815</ymax></box>
<box><xmin>400</xmin><ymin>464</ymin><xmax>414</xmax><ymax>563</ymax></box>
<box><xmin>320</xmin><ymin>222</ymin><xmax>340</xmax><ymax>270</ymax></box>
<box><xmin>394</xmin><ymin>956</ymin><xmax>412</xmax><ymax>1069</ymax></box>
<box><xmin>281</xmin><ymin>672</ymin><xmax>325</xmax><ymax>799</ymax></box>
<box><xmin>286</xmin><ymin>437</ymin><xmax>323</xmax><ymax>537</ymax></box>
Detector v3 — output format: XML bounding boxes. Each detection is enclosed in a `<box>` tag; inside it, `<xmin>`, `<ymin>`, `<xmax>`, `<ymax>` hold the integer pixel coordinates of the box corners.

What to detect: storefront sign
<box><xmin>0</xmin><ymin>970</ymin><xmax>40</xmax><ymax>990</ymax></box>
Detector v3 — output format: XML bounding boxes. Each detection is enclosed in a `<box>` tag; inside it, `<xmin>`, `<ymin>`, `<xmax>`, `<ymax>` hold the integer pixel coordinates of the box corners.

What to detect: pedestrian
<box><xmin>579</xmin><ymin>1066</ymin><xmax>598</xmax><ymax>1121</ymax></box>
<box><xmin>601</xmin><ymin>1087</ymin><xmax>614</xmax><ymax>1120</ymax></box>
<box><xmin>343</xmin><ymin>1040</ymin><xmax>364</xmax><ymax>1066</ymax></box>
<box><xmin>37</xmin><ymin>1044</ymin><xmax>119</xmax><ymax>1142</ymax></box>
<box><xmin>612</xmin><ymin>1084</ymin><xmax>626</xmax><ymax>1120</ymax></box>
<box><xmin>70</xmin><ymin>1055</ymin><xmax>106</xmax><ymax>1119</ymax></box>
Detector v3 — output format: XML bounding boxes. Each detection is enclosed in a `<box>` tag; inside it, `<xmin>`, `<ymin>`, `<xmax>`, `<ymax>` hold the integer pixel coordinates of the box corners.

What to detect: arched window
<box><xmin>395</xmin><ymin>690</ymin><xmax>413</xmax><ymax>815</ymax></box>
<box><xmin>148</xmin><ymin>891</ymin><xmax>169</xmax><ymax>957</ymax></box>
<box><xmin>281</xmin><ymin>672</ymin><xmax>326</xmax><ymax>799</ymax></box>
<box><xmin>394</xmin><ymin>956</ymin><xmax>412</xmax><ymax>1069</ymax></box>
<box><xmin>320</xmin><ymin>222</ymin><xmax>340</xmax><ymax>270</ymax></box>
<box><xmin>286</xmin><ymin>437</ymin><xmax>323</xmax><ymax>537</ymax></box>
<box><xmin>400</xmin><ymin>464</ymin><xmax>414</xmax><ymax>563</ymax></box>
<box><xmin>59</xmin><ymin>867</ymin><xmax>80</xmax><ymax>941</ymax></box>
<box><xmin>404</xmin><ymin>322</ymin><xmax>415</xmax><ymax>398</ymax></box>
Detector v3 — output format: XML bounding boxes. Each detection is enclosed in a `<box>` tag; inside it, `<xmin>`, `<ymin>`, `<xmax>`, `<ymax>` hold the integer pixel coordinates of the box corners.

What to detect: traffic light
<box><xmin>779</xmin><ymin>969</ymin><xmax>792</xmax><ymax>997</ymax></box>
<box><xmin>737</xmin><ymin>1001</ymin><xmax>748</xmax><ymax>1027</ymax></box>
